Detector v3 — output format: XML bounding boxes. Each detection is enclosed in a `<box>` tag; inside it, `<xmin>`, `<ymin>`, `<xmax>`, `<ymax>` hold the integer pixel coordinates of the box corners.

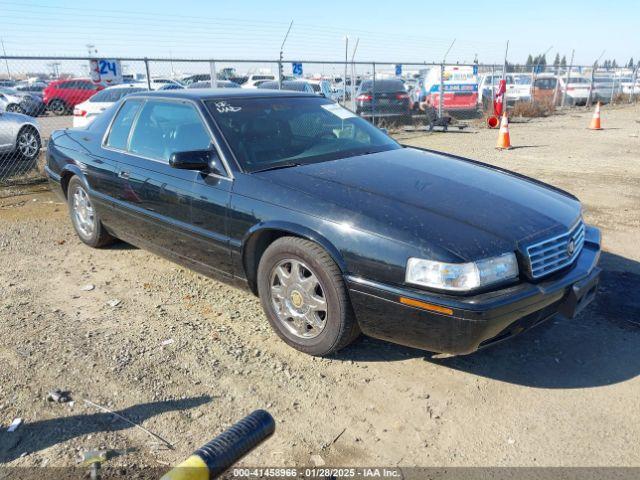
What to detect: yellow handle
<box><xmin>160</xmin><ymin>455</ymin><xmax>210</xmax><ymax>480</ymax></box>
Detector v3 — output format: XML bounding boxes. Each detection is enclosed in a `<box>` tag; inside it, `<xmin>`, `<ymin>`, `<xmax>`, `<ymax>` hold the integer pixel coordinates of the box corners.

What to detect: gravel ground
<box><xmin>1</xmin><ymin>104</ymin><xmax>639</xmax><ymax>473</ymax></box>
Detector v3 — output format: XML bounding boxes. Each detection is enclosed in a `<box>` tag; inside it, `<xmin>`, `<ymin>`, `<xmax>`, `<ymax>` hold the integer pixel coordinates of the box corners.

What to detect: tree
<box><xmin>629</xmin><ymin>58</ymin><xmax>635</xmax><ymax>68</ymax></box>
<box><xmin>560</xmin><ymin>55</ymin><xmax>567</xmax><ymax>68</ymax></box>
<box><xmin>553</xmin><ymin>53</ymin><xmax>561</xmax><ymax>67</ymax></box>
<box><xmin>526</xmin><ymin>54</ymin><xmax>533</xmax><ymax>67</ymax></box>
<box><xmin>611</xmin><ymin>59</ymin><xmax>618</xmax><ymax>69</ymax></box>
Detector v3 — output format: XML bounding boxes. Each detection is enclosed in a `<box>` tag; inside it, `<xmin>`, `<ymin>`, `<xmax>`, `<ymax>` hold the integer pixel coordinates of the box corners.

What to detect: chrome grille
<box><xmin>525</xmin><ymin>220</ymin><xmax>585</xmax><ymax>279</ymax></box>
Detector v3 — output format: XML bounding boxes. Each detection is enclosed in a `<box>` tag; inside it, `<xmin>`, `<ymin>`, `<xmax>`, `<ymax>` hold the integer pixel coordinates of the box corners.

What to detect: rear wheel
<box><xmin>67</xmin><ymin>176</ymin><xmax>115</xmax><ymax>248</ymax></box>
<box><xmin>257</xmin><ymin>237</ymin><xmax>360</xmax><ymax>356</ymax></box>
<box><xmin>48</xmin><ymin>99</ymin><xmax>68</xmax><ymax>116</ymax></box>
<box><xmin>6</xmin><ymin>104</ymin><xmax>24</xmax><ymax>114</ymax></box>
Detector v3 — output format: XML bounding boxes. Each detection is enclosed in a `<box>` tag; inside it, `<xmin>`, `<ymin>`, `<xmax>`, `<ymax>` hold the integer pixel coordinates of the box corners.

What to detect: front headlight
<box><xmin>405</xmin><ymin>253</ymin><xmax>519</xmax><ymax>292</ymax></box>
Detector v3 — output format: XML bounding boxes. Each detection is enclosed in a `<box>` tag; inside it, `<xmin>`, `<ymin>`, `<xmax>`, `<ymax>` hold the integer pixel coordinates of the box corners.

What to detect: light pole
<box><xmin>278</xmin><ymin>20</ymin><xmax>293</xmax><ymax>90</ymax></box>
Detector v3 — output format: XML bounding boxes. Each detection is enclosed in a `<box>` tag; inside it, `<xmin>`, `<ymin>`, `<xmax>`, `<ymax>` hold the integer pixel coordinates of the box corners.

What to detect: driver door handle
<box><xmin>118</xmin><ymin>170</ymin><xmax>130</xmax><ymax>179</ymax></box>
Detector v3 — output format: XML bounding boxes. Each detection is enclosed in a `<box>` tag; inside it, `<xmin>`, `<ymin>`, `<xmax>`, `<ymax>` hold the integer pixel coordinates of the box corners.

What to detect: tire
<box><xmin>67</xmin><ymin>176</ymin><xmax>115</xmax><ymax>248</ymax></box>
<box><xmin>6</xmin><ymin>104</ymin><xmax>24</xmax><ymax>114</ymax></box>
<box><xmin>16</xmin><ymin>127</ymin><xmax>41</xmax><ymax>161</ymax></box>
<box><xmin>257</xmin><ymin>237</ymin><xmax>360</xmax><ymax>356</ymax></box>
<box><xmin>48</xmin><ymin>99</ymin><xmax>68</xmax><ymax>116</ymax></box>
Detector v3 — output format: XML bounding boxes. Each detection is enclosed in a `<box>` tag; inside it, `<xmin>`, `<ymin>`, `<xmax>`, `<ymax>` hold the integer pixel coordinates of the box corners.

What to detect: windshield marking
<box><xmin>214</xmin><ymin>101</ymin><xmax>242</xmax><ymax>113</ymax></box>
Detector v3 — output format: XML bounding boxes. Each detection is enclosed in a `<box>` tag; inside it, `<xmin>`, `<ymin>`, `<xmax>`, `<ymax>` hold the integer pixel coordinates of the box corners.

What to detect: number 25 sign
<box><xmin>89</xmin><ymin>59</ymin><xmax>123</xmax><ymax>85</ymax></box>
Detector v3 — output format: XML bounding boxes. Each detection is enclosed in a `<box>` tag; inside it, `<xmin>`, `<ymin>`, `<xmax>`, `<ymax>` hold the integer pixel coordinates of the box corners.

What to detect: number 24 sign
<box><xmin>89</xmin><ymin>59</ymin><xmax>122</xmax><ymax>85</ymax></box>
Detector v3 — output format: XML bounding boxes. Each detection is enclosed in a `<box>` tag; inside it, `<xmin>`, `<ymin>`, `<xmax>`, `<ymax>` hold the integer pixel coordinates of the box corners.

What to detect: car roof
<box><xmin>104</xmin><ymin>83</ymin><xmax>148</xmax><ymax>90</ymax></box>
<box><xmin>126</xmin><ymin>88</ymin><xmax>316</xmax><ymax>101</ymax></box>
<box><xmin>51</xmin><ymin>78</ymin><xmax>92</xmax><ymax>83</ymax></box>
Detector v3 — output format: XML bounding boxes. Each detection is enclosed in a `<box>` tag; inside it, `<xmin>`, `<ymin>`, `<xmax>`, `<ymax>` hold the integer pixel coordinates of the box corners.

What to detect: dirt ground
<box><xmin>1</xmin><ymin>104</ymin><xmax>639</xmax><ymax>474</ymax></box>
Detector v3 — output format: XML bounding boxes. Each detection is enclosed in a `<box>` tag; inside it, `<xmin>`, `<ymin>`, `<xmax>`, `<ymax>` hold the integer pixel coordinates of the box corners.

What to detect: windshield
<box><xmin>513</xmin><ymin>75</ymin><xmax>532</xmax><ymax>85</ymax></box>
<box><xmin>206</xmin><ymin>96</ymin><xmax>400</xmax><ymax>172</ymax></box>
<box><xmin>359</xmin><ymin>80</ymin><xmax>405</xmax><ymax>93</ymax></box>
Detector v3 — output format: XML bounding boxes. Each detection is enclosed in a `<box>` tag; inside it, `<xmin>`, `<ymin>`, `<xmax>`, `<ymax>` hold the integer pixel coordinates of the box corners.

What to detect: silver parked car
<box><xmin>0</xmin><ymin>111</ymin><xmax>42</xmax><ymax>162</ymax></box>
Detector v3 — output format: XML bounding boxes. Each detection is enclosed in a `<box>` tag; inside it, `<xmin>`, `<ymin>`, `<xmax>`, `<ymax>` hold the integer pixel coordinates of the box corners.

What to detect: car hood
<box><xmin>256</xmin><ymin>147</ymin><xmax>582</xmax><ymax>261</ymax></box>
<box><xmin>0</xmin><ymin>111</ymin><xmax>38</xmax><ymax>125</ymax></box>
<box><xmin>3</xmin><ymin>93</ymin><xmax>24</xmax><ymax>102</ymax></box>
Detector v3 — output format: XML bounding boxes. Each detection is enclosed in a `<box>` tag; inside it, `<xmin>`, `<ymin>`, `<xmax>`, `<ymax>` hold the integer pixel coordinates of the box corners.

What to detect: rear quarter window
<box><xmin>105</xmin><ymin>99</ymin><xmax>143</xmax><ymax>150</ymax></box>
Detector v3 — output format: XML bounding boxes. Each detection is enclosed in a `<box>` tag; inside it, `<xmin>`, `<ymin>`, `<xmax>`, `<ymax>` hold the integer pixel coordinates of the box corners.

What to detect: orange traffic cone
<box><xmin>496</xmin><ymin>112</ymin><xmax>512</xmax><ymax>149</ymax></box>
<box><xmin>589</xmin><ymin>102</ymin><xmax>602</xmax><ymax>130</ymax></box>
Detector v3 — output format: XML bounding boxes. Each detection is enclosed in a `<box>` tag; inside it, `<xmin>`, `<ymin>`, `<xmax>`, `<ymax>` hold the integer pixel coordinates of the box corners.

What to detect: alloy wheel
<box><xmin>17</xmin><ymin>131</ymin><xmax>39</xmax><ymax>159</ymax></box>
<box><xmin>72</xmin><ymin>185</ymin><xmax>95</xmax><ymax>238</ymax></box>
<box><xmin>269</xmin><ymin>258</ymin><xmax>328</xmax><ymax>339</ymax></box>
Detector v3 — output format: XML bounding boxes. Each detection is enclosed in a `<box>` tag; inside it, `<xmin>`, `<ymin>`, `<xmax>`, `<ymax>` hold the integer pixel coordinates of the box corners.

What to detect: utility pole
<box><xmin>1</xmin><ymin>38</ymin><xmax>10</xmax><ymax>80</ymax></box>
<box><xmin>278</xmin><ymin>20</ymin><xmax>293</xmax><ymax>90</ymax></box>
<box><xmin>350</xmin><ymin>37</ymin><xmax>359</xmax><ymax>111</ymax></box>
<box><xmin>343</xmin><ymin>36</ymin><xmax>348</xmax><ymax>104</ymax></box>
<box><xmin>47</xmin><ymin>62</ymin><xmax>61</xmax><ymax>79</ymax></box>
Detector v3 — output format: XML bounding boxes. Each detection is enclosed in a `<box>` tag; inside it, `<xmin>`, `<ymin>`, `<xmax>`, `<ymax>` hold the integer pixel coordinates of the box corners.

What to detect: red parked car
<box><xmin>43</xmin><ymin>79</ymin><xmax>104</xmax><ymax>116</ymax></box>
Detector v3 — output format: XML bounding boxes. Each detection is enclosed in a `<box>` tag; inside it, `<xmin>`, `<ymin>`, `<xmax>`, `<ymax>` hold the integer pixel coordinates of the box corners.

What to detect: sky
<box><xmin>1</xmin><ymin>0</ymin><xmax>638</xmax><ymax>73</ymax></box>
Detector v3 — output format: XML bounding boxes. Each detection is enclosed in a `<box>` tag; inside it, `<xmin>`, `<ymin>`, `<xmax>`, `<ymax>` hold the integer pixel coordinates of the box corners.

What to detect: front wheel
<box><xmin>16</xmin><ymin>127</ymin><xmax>41</xmax><ymax>161</ymax></box>
<box><xmin>67</xmin><ymin>176</ymin><xmax>115</xmax><ymax>248</ymax></box>
<box><xmin>257</xmin><ymin>237</ymin><xmax>360</xmax><ymax>356</ymax></box>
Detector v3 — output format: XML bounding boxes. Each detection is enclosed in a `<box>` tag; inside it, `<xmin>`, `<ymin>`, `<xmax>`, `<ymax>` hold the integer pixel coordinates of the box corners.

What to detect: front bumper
<box><xmin>346</xmin><ymin>226</ymin><xmax>601</xmax><ymax>355</ymax></box>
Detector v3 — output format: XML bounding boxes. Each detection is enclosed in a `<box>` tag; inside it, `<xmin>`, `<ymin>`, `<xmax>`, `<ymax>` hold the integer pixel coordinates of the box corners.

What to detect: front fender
<box><xmin>239</xmin><ymin>220</ymin><xmax>350</xmax><ymax>295</ymax></box>
<box><xmin>242</xmin><ymin>220</ymin><xmax>348</xmax><ymax>273</ymax></box>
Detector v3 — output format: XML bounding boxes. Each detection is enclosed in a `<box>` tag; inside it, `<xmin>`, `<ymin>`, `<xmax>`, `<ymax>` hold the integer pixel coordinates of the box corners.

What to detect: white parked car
<box><xmin>242</xmin><ymin>74</ymin><xmax>276</xmax><ymax>89</ymax></box>
<box><xmin>478</xmin><ymin>74</ymin><xmax>531</xmax><ymax>108</ymax></box>
<box><xmin>73</xmin><ymin>84</ymin><xmax>148</xmax><ymax>127</ymax></box>
<box><xmin>619</xmin><ymin>76</ymin><xmax>640</xmax><ymax>95</ymax></box>
<box><xmin>591</xmin><ymin>75</ymin><xmax>623</xmax><ymax>104</ymax></box>
<box><xmin>557</xmin><ymin>76</ymin><xmax>591</xmax><ymax>106</ymax></box>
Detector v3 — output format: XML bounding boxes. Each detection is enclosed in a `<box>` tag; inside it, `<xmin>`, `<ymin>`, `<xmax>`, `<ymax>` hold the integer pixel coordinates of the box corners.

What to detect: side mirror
<box><xmin>169</xmin><ymin>149</ymin><xmax>224</xmax><ymax>175</ymax></box>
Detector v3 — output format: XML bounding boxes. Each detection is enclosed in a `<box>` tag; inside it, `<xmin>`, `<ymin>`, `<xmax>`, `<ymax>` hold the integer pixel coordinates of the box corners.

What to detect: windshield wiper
<box><xmin>348</xmin><ymin>149</ymin><xmax>381</xmax><ymax>158</ymax></box>
<box><xmin>251</xmin><ymin>162</ymin><xmax>301</xmax><ymax>173</ymax></box>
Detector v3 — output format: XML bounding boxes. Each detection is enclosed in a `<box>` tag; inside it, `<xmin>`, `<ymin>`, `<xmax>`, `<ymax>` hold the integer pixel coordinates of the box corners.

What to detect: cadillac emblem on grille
<box><xmin>525</xmin><ymin>219</ymin><xmax>585</xmax><ymax>279</ymax></box>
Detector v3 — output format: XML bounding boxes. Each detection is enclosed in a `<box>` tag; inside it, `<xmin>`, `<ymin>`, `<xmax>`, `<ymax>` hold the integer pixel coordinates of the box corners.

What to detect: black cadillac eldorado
<box><xmin>45</xmin><ymin>89</ymin><xmax>601</xmax><ymax>356</ymax></box>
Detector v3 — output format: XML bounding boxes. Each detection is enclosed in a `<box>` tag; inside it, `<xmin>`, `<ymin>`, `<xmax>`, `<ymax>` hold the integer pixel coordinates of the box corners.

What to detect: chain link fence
<box><xmin>1</xmin><ymin>55</ymin><xmax>639</xmax><ymax>186</ymax></box>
